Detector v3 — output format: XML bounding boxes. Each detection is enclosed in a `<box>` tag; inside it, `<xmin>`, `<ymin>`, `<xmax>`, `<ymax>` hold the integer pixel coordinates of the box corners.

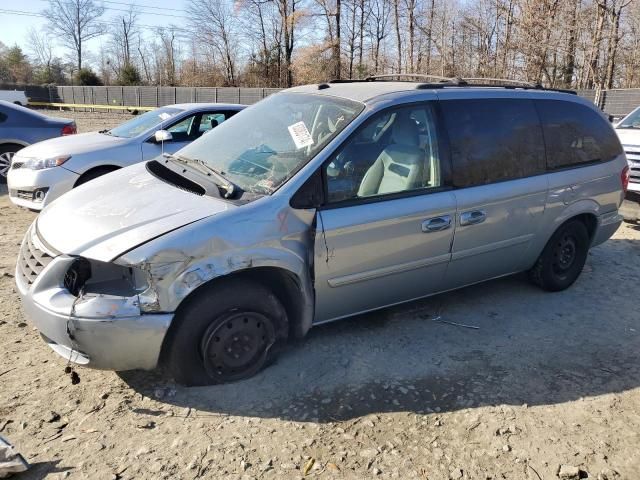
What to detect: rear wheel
<box><xmin>164</xmin><ymin>280</ymin><xmax>288</xmax><ymax>386</ymax></box>
<box><xmin>529</xmin><ymin>220</ymin><xmax>590</xmax><ymax>292</ymax></box>
<box><xmin>0</xmin><ymin>144</ymin><xmax>23</xmax><ymax>184</ymax></box>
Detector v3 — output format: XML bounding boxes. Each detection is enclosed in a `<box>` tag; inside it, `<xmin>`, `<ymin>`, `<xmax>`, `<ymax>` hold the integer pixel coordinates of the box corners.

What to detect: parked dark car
<box><xmin>0</xmin><ymin>101</ymin><xmax>76</xmax><ymax>183</ymax></box>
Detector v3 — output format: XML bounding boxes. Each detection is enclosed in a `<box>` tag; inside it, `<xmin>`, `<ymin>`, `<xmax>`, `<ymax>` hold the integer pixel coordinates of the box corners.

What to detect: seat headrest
<box><xmin>210</xmin><ymin>118</ymin><xmax>219</xmax><ymax>129</ymax></box>
<box><xmin>391</xmin><ymin>114</ymin><xmax>419</xmax><ymax>147</ymax></box>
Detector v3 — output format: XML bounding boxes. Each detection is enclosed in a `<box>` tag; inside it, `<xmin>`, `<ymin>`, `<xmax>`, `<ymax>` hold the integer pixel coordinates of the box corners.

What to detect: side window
<box><xmin>441</xmin><ymin>98</ymin><xmax>546</xmax><ymax>188</ymax></box>
<box><xmin>167</xmin><ymin>115</ymin><xmax>196</xmax><ymax>141</ymax></box>
<box><xmin>536</xmin><ymin>100</ymin><xmax>623</xmax><ymax>169</ymax></box>
<box><xmin>198</xmin><ymin>113</ymin><xmax>227</xmax><ymax>134</ymax></box>
<box><xmin>325</xmin><ymin>104</ymin><xmax>442</xmax><ymax>203</ymax></box>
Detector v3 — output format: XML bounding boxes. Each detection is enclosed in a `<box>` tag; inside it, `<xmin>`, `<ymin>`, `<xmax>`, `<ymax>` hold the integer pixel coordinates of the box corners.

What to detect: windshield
<box><xmin>108</xmin><ymin>106</ymin><xmax>183</xmax><ymax>138</ymax></box>
<box><xmin>175</xmin><ymin>92</ymin><xmax>364</xmax><ymax>194</ymax></box>
<box><xmin>617</xmin><ymin>108</ymin><xmax>640</xmax><ymax>129</ymax></box>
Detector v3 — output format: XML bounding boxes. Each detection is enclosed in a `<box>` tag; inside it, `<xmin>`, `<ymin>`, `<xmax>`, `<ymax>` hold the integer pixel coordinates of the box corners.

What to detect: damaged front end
<box><xmin>15</xmin><ymin>224</ymin><xmax>172</xmax><ymax>371</ymax></box>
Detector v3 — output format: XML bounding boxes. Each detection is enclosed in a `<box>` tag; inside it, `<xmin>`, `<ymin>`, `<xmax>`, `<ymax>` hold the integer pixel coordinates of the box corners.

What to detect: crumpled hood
<box><xmin>36</xmin><ymin>162</ymin><xmax>235</xmax><ymax>262</ymax></box>
<box><xmin>615</xmin><ymin>128</ymin><xmax>640</xmax><ymax>149</ymax></box>
<box><xmin>14</xmin><ymin>132</ymin><xmax>128</xmax><ymax>159</ymax></box>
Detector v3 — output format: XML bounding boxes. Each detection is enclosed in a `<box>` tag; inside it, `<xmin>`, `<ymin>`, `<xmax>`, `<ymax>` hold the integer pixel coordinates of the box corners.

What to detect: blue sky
<box><xmin>0</xmin><ymin>0</ymin><xmax>190</xmax><ymax>63</ymax></box>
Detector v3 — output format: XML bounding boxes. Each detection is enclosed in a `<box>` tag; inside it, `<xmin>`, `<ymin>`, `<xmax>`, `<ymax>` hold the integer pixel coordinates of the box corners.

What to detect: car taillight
<box><xmin>622</xmin><ymin>165</ymin><xmax>630</xmax><ymax>193</ymax></box>
<box><xmin>62</xmin><ymin>124</ymin><xmax>77</xmax><ymax>136</ymax></box>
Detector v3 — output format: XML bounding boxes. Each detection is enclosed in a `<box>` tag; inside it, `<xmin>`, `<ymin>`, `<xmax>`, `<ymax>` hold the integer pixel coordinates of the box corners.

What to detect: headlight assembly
<box><xmin>24</xmin><ymin>155</ymin><xmax>72</xmax><ymax>170</ymax></box>
<box><xmin>63</xmin><ymin>257</ymin><xmax>149</xmax><ymax>297</ymax></box>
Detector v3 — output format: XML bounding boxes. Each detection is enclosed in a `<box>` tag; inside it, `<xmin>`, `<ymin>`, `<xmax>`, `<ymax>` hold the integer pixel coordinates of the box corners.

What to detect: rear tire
<box><xmin>164</xmin><ymin>279</ymin><xmax>288</xmax><ymax>386</ymax></box>
<box><xmin>529</xmin><ymin>220</ymin><xmax>590</xmax><ymax>292</ymax></box>
<box><xmin>0</xmin><ymin>144</ymin><xmax>23</xmax><ymax>184</ymax></box>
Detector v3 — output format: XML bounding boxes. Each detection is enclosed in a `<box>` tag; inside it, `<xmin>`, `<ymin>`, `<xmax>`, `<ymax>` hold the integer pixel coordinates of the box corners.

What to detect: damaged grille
<box><xmin>17</xmin><ymin>228</ymin><xmax>57</xmax><ymax>286</ymax></box>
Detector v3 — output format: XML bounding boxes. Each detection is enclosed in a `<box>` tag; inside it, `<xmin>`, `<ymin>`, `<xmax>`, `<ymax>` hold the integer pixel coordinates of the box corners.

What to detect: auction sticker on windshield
<box><xmin>288</xmin><ymin>121</ymin><xmax>314</xmax><ymax>149</ymax></box>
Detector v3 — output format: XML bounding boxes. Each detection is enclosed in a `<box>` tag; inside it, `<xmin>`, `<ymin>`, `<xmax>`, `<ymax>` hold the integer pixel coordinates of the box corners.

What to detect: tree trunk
<box><xmin>393</xmin><ymin>0</ymin><xmax>402</xmax><ymax>72</ymax></box>
<box><xmin>563</xmin><ymin>0</ymin><xmax>579</xmax><ymax>88</ymax></box>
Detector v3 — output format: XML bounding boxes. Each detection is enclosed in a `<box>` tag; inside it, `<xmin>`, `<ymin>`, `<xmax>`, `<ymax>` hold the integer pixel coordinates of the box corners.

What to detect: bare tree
<box><xmin>27</xmin><ymin>28</ymin><xmax>54</xmax><ymax>75</ymax></box>
<box><xmin>43</xmin><ymin>0</ymin><xmax>105</xmax><ymax>72</ymax></box>
<box><xmin>110</xmin><ymin>8</ymin><xmax>138</xmax><ymax>69</ymax></box>
<box><xmin>189</xmin><ymin>0</ymin><xmax>238</xmax><ymax>85</ymax></box>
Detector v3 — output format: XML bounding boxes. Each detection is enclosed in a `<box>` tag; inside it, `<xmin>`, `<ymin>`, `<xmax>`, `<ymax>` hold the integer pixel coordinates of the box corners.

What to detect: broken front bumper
<box><xmin>16</xmin><ymin>244</ymin><xmax>173</xmax><ymax>371</ymax></box>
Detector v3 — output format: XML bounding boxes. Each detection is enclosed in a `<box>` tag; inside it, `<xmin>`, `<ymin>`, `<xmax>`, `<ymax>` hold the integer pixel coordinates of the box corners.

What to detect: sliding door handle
<box><xmin>460</xmin><ymin>210</ymin><xmax>487</xmax><ymax>226</ymax></box>
<box><xmin>422</xmin><ymin>215</ymin><xmax>452</xmax><ymax>233</ymax></box>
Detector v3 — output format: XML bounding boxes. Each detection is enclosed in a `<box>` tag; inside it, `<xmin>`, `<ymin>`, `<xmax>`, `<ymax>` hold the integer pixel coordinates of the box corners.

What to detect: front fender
<box><xmin>116</xmin><ymin>202</ymin><xmax>317</xmax><ymax>331</ymax></box>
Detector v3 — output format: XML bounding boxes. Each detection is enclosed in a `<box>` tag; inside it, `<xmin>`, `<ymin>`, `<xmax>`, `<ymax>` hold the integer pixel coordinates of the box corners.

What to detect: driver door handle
<box><xmin>460</xmin><ymin>210</ymin><xmax>487</xmax><ymax>226</ymax></box>
<box><xmin>422</xmin><ymin>215</ymin><xmax>452</xmax><ymax>233</ymax></box>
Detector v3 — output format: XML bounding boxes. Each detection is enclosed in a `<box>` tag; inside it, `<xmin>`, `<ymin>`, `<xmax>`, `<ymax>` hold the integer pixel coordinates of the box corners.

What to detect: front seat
<box><xmin>357</xmin><ymin>114</ymin><xmax>426</xmax><ymax>197</ymax></box>
<box><xmin>210</xmin><ymin>118</ymin><xmax>219</xmax><ymax>130</ymax></box>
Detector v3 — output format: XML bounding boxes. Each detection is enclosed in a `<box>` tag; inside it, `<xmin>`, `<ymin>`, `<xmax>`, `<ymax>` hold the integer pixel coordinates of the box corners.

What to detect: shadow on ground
<box><xmin>120</xmin><ymin>238</ymin><xmax>640</xmax><ymax>422</ymax></box>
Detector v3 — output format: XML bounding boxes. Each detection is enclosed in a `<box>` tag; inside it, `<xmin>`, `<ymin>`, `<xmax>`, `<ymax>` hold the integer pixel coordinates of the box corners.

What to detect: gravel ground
<box><xmin>1</xmin><ymin>111</ymin><xmax>639</xmax><ymax>480</ymax></box>
<box><xmin>40</xmin><ymin>110</ymin><xmax>136</xmax><ymax>133</ymax></box>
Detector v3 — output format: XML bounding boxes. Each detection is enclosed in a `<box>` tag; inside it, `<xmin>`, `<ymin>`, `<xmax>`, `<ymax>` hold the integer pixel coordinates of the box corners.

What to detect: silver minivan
<box><xmin>15</xmin><ymin>78</ymin><xmax>628</xmax><ymax>385</ymax></box>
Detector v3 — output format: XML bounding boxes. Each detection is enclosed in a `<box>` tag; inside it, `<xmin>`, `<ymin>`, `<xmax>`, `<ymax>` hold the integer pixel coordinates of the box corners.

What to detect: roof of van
<box><xmin>286</xmin><ymin>80</ymin><xmax>582</xmax><ymax>105</ymax></box>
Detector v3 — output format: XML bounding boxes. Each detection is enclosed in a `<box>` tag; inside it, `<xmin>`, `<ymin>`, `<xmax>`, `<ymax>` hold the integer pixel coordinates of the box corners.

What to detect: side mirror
<box><xmin>154</xmin><ymin>130</ymin><xmax>173</xmax><ymax>143</ymax></box>
<box><xmin>290</xmin><ymin>169</ymin><xmax>325</xmax><ymax>209</ymax></box>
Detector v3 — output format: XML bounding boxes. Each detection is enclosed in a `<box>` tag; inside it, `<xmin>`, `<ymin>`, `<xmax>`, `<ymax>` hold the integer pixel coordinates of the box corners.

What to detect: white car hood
<box><xmin>615</xmin><ymin>128</ymin><xmax>640</xmax><ymax>149</ymax></box>
<box><xmin>36</xmin><ymin>162</ymin><xmax>235</xmax><ymax>262</ymax></box>
<box><xmin>15</xmin><ymin>132</ymin><xmax>129</xmax><ymax>158</ymax></box>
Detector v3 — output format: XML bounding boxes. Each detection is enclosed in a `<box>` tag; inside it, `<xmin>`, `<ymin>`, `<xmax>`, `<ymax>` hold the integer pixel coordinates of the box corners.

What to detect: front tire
<box><xmin>0</xmin><ymin>144</ymin><xmax>22</xmax><ymax>183</ymax></box>
<box><xmin>164</xmin><ymin>279</ymin><xmax>288</xmax><ymax>386</ymax></box>
<box><xmin>529</xmin><ymin>220</ymin><xmax>590</xmax><ymax>292</ymax></box>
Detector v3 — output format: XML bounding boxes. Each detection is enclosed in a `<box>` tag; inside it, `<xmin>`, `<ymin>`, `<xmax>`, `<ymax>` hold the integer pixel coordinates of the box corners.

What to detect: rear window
<box><xmin>441</xmin><ymin>98</ymin><xmax>546</xmax><ymax>188</ymax></box>
<box><xmin>536</xmin><ymin>100</ymin><xmax>623</xmax><ymax>169</ymax></box>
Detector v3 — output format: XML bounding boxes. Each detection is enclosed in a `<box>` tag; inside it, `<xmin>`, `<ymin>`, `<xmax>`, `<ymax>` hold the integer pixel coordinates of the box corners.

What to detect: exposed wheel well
<box><xmin>161</xmin><ymin>267</ymin><xmax>307</xmax><ymax>359</ymax></box>
<box><xmin>74</xmin><ymin>165</ymin><xmax>120</xmax><ymax>187</ymax></box>
<box><xmin>571</xmin><ymin>213</ymin><xmax>598</xmax><ymax>241</ymax></box>
<box><xmin>0</xmin><ymin>142</ymin><xmax>25</xmax><ymax>152</ymax></box>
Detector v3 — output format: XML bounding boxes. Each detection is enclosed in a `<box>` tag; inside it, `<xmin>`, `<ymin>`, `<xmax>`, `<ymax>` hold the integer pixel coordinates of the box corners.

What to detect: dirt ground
<box><xmin>1</xmin><ymin>111</ymin><xmax>639</xmax><ymax>480</ymax></box>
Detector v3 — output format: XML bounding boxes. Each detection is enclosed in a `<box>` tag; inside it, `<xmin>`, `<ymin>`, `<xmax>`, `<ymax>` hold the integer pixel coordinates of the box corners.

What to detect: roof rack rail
<box><xmin>458</xmin><ymin>77</ymin><xmax>539</xmax><ymax>88</ymax></box>
<box><xmin>325</xmin><ymin>74</ymin><xmax>577</xmax><ymax>94</ymax></box>
<box><xmin>364</xmin><ymin>73</ymin><xmax>454</xmax><ymax>83</ymax></box>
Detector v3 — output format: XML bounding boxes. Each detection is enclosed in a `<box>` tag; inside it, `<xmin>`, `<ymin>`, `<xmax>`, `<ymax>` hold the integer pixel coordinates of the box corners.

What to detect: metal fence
<box><xmin>4</xmin><ymin>83</ymin><xmax>640</xmax><ymax>117</ymax></box>
<box><xmin>0</xmin><ymin>84</ymin><xmax>283</xmax><ymax>108</ymax></box>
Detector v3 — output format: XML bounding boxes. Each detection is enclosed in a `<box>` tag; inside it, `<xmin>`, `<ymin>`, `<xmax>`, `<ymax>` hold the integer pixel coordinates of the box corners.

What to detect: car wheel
<box><xmin>164</xmin><ymin>279</ymin><xmax>288</xmax><ymax>386</ymax></box>
<box><xmin>0</xmin><ymin>145</ymin><xmax>22</xmax><ymax>184</ymax></box>
<box><xmin>529</xmin><ymin>220</ymin><xmax>590</xmax><ymax>292</ymax></box>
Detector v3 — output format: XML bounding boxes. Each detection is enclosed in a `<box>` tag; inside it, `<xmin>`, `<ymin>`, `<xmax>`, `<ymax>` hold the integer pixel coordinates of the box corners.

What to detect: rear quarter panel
<box><xmin>526</xmin><ymin>155</ymin><xmax>626</xmax><ymax>264</ymax></box>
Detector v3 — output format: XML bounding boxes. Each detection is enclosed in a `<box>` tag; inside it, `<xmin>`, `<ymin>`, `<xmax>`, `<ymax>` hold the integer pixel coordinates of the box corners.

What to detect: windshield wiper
<box><xmin>167</xmin><ymin>153</ymin><xmax>239</xmax><ymax>198</ymax></box>
<box><xmin>99</xmin><ymin>129</ymin><xmax>112</xmax><ymax>135</ymax></box>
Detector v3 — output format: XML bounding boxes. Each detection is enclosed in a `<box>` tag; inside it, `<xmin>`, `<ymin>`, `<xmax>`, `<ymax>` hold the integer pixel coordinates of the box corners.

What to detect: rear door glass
<box><xmin>535</xmin><ymin>99</ymin><xmax>623</xmax><ymax>169</ymax></box>
<box><xmin>441</xmin><ymin>98</ymin><xmax>546</xmax><ymax>188</ymax></box>
<box><xmin>198</xmin><ymin>113</ymin><xmax>227</xmax><ymax>134</ymax></box>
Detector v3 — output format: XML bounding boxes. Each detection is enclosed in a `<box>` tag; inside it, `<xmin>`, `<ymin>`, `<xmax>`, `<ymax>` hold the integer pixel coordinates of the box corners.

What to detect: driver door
<box><xmin>313</xmin><ymin>102</ymin><xmax>457</xmax><ymax>322</ymax></box>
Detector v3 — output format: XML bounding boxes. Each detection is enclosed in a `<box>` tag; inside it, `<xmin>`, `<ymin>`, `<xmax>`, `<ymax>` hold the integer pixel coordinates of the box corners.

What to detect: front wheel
<box><xmin>0</xmin><ymin>145</ymin><xmax>21</xmax><ymax>183</ymax></box>
<box><xmin>164</xmin><ymin>280</ymin><xmax>288</xmax><ymax>386</ymax></box>
<box><xmin>529</xmin><ymin>220</ymin><xmax>590</xmax><ymax>292</ymax></box>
